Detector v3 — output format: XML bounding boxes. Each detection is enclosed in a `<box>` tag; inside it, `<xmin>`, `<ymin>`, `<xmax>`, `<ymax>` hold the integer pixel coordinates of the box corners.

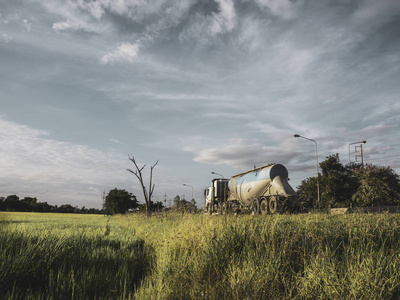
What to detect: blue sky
<box><xmin>1</xmin><ymin>0</ymin><xmax>400</xmax><ymax>208</ymax></box>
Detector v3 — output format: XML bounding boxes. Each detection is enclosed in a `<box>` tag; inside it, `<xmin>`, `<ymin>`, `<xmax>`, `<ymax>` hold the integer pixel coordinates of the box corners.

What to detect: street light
<box><xmin>294</xmin><ymin>134</ymin><xmax>320</xmax><ymax>209</ymax></box>
<box><xmin>183</xmin><ymin>184</ymin><xmax>193</xmax><ymax>201</ymax></box>
<box><xmin>348</xmin><ymin>140</ymin><xmax>366</xmax><ymax>165</ymax></box>
<box><xmin>211</xmin><ymin>172</ymin><xmax>224</xmax><ymax>178</ymax></box>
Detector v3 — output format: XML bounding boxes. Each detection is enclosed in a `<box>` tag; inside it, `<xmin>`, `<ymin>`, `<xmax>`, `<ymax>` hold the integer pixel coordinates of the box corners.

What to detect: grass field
<box><xmin>1</xmin><ymin>211</ymin><xmax>400</xmax><ymax>299</ymax></box>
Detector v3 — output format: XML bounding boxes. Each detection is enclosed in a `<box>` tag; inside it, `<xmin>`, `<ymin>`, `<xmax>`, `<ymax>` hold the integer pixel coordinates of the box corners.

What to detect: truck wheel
<box><xmin>217</xmin><ymin>203</ymin><xmax>225</xmax><ymax>214</ymax></box>
<box><xmin>269</xmin><ymin>197</ymin><xmax>278</xmax><ymax>214</ymax></box>
<box><xmin>207</xmin><ymin>203</ymin><xmax>212</xmax><ymax>215</ymax></box>
<box><xmin>260</xmin><ymin>198</ymin><xmax>269</xmax><ymax>215</ymax></box>
<box><xmin>252</xmin><ymin>199</ymin><xmax>259</xmax><ymax>215</ymax></box>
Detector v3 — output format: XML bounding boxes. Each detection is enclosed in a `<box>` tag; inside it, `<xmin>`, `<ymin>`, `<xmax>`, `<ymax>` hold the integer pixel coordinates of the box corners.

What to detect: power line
<box><xmin>290</xmin><ymin>173</ymin><xmax>317</xmax><ymax>181</ymax></box>
<box><xmin>367</xmin><ymin>154</ymin><xmax>400</xmax><ymax>161</ymax></box>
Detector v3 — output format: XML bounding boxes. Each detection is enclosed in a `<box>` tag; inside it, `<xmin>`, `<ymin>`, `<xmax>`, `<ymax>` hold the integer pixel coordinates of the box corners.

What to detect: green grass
<box><xmin>0</xmin><ymin>212</ymin><xmax>152</xmax><ymax>299</ymax></box>
<box><xmin>1</xmin><ymin>212</ymin><xmax>400</xmax><ymax>299</ymax></box>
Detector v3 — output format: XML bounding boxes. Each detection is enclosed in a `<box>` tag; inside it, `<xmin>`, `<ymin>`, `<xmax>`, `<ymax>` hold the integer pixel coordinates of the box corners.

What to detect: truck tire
<box><xmin>206</xmin><ymin>203</ymin><xmax>212</xmax><ymax>215</ymax></box>
<box><xmin>269</xmin><ymin>197</ymin><xmax>278</xmax><ymax>214</ymax></box>
<box><xmin>260</xmin><ymin>198</ymin><xmax>269</xmax><ymax>215</ymax></box>
<box><xmin>217</xmin><ymin>203</ymin><xmax>225</xmax><ymax>214</ymax></box>
<box><xmin>252</xmin><ymin>199</ymin><xmax>259</xmax><ymax>215</ymax></box>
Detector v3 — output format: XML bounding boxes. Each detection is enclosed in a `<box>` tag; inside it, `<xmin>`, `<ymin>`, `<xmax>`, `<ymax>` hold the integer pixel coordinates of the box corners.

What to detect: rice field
<box><xmin>1</xmin><ymin>211</ymin><xmax>400</xmax><ymax>299</ymax></box>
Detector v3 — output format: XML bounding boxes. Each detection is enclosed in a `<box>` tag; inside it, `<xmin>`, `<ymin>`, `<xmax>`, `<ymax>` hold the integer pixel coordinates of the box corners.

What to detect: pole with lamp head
<box><xmin>348</xmin><ymin>141</ymin><xmax>366</xmax><ymax>167</ymax></box>
<box><xmin>294</xmin><ymin>134</ymin><xmax>320</xmax><ymax>209</ymax></box>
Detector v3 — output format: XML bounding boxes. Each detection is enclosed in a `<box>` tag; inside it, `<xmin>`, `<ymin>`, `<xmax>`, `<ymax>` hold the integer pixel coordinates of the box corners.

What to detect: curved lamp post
<box><xmin>183</xmin><ymin>184</ymin><xmax>193</xmax><ymax>201</ymax></box>
<box><xmin>348</xmin><ymin>140</ymin><xmax>366</xmax><ymax>166</ymax></box>
<box><xmin>211</xmin><ymin>172</ymin><xmax>224</xmax><ymax>178</ymax></box>
<box><xmin>294</xmin><ymin>134</ymin><xmax>320</xmax><ymax>209</ymax></box>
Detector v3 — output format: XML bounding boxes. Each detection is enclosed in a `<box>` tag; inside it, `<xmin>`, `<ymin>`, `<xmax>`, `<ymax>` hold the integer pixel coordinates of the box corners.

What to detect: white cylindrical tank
<box><xmin>228</xmin><ymin>164</ymin><xmax>296</xmax><ymax>206</ymax></box>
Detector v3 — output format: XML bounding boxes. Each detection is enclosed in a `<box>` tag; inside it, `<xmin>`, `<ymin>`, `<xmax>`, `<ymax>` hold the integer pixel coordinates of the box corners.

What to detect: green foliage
<box><xmin>172</xmin><ymin>195</ymin><xmax>197</xmax><ymax>212</ymax></box>
<box><xmin>103</xmin><ymin>188</ymin><xmax>138</xmax><ymax>215</ymax></box>
<box><xmin>352</xmin><ymin>164</ymin><xmax>400</xmax><ymax>207</ymax></box>
<box><xmin>297</xmin><ymin>176</ymin><xmax>319</xmax><ymax>208</ymax></box>
<box><xmin>0</xmin><ymin>195</ymin><xmax>102</xmax><ymax>213</ymax></box>
<box><xmin>319</xmin><ymin>154</ymin><xmax>358</xmax><ymax>207</ymax></box>
<box><xmin>297</xmin><ymin>154</ymin><xmax>400</xmax><ymax>208</ymax></box>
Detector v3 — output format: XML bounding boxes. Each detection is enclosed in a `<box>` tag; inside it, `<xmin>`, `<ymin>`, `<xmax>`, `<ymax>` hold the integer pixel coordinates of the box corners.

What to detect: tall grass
<box><xmin>2</xmin><ymin>212</ymin><xmax>400</xmax><ymax>299</ymax></box>
<box><xmin>0</xmin><ymin>213</ymin><xmax>152</xmax><ymax>299</ymax></box>
<box><xmin>115</xmin><ymin>212</ymin><xmax>400</xmax><ymax>299</ymax></box>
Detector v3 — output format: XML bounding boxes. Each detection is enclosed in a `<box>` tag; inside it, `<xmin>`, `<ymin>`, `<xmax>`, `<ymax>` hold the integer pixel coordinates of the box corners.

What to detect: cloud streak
<box><xmin>210</xmin><ymin>0</ymin><xmax>236</xmax><ymax>34</ymax></box>
<box><xmin>1</xmin><ymin>0</ymin><xmax>400</xmax><ymax>206</ymax></box>
<box><xmin>0</xmin><ymin>118</ymin><xmax>131</xmax><ymax>207</ymax></box>
<box><xmin>101</xmin><ymin>42</ymin><xmax>140</xmax><ymax>64</ymax></box>
<box><xmin>353</xmin><ymin>0</ymin><xmax>400</xmax><ymax>28</ymax></box>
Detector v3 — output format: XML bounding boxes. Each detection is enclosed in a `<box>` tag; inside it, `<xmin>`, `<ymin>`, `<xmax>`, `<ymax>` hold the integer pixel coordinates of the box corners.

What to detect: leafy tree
<box><xmin>103</xmin><ymin>188</ymin><xmax>139</xmax><ymax>215</ymax></box>
<box><xmin>297</xmin><ymin>154</ymin><xmax>400</xmax><ymax>209</ymax></box>
<box><xmin>319</xmin><ymin>154</ymin><xmax>358</xmax><ymax>208</ymax></box>
<box><xmin>352</xmin><ymin>164</ymin><xmax>400</xmax><ymax>207</ymax></box>
<box><xmin>151</xmin><ymin>201</ymin><xmax>165</xmax><ymax>211</ymax></box>
<box><xmin>138</xmin><ymin>200</ymin><xmax>165</xmax><ymax>212</ymax></box>
<box><xmin>296</xmin><ymin>176</ymin><xmax>319</xmax><ymax>208</ymax></box>
<box><xmin>57</xmin><ymin>204</ymin><xmax>76</xmax><ymax>213</ymax></box>
<box><xmin>190</xmin><ymin>199</ymin><xmax>197</xmax><ymax>210</ymax></box>
<box><xmin>298</xmin><ymin>154</ymin><xmax>359</xmax><ymax>208</ymax></box>
<box><xmin>37</xmin><ymin>202</ymin><xmax>52</xmax><ymax>212</ymax></box>
<box><xmin>172</xmin><ymin>195</ymin><xmax>196</xmax><ymax>212</ymax></box>
<box><xmin>5</xmin><ymin>195</ymin><xmax>19</xmax><ymax>202</ymax></box>
<box><xmin>4</xmin><ymin>195</ymin><xmax>22</xmax><ymax>211</ymax></box>
<box><xmin>0</xmin><ymin>195</ymin><xmax>103</xmax><ymax>213</ymax></box>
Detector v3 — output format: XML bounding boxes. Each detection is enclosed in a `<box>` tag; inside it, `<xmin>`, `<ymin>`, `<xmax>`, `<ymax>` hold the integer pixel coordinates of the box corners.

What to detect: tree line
<box><xmin>0</xmin><ymin>195</ymin><xmax>103</xmax><ymax>214</ymax></box>
<box><xmin>5</xmin><ymin>154</ymin><xmax>398</xmax><ymax>215</ymax></box>
<box><xmin>297</xmin><ymin>153</ymin><xmax>400</xmax><ymax>209</ymax></box>
<box><xmin>0</xmin><ymin>189</ymin><xmax>198</xmax><ymax>215</ymax></box>
<box><xmin>102</xmin><ymin>188</ymin><xmax>197</xmax><ymax>215</ymax></box>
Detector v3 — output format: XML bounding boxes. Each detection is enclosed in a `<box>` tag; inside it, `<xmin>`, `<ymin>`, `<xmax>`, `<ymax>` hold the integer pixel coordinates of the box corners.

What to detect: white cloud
<box><xmin>353</xmin><ymin>0</ymin><xmax>400</xmax><ymax>27</ymax></box>
<box><xmin>185</xmin><ymin>138</ymin><xmax>294</xmax><ymax>169</ymax></box>
<box><xmin>73</xmin><ymin>0</ymin><xmax>194</xmax><ymax>33</ymax></box>
<box><xmin>210</xmin><ymin>0</ymin><xmax>236</xmax><ymax>34</ymax></box>
<box><xmin>1</xmin><ymin>33</ymin><xmax>12</xmax><ymax>43</ymax></box>
<box><xmin>22</xmin><ymin>19</ymin><xmax>31</xmax><ymax>32</ymax></box>
<box><xmin>52</xmin><ymin>19</ymin><xmax>88</xmax><ymax>31</ymax></box>
<box><xmin>82</xmin><ymin>0</ymin><xmax>105</xmax><ymax>20</ymax></box>
<box><xmin>95</xmin><ymin>0</ymin><xmax>144</xmax><ymax>16</ymax></box>
<box><xmin>100</xmin><ymin>42</ymin><xmax>140</xmax><ymax>64</ymax></box>
<box><xmin>0</xmin><ymin>118</ymin><xmax>131</xmax><ymax>207</ymax></box>
<box><xmin>285</xmin><ymin>48</ymin><xmax>314</xmax><ymax>76</ymax></box>
<box><xmin>255</xmin><ymin>0</ymin><xmax>298</xmax><ymax>20</ymax></box>
<box><xmin>2</xmin><ymin>0</ymin><xmax>400</xmax><ymax>203</ymax></box>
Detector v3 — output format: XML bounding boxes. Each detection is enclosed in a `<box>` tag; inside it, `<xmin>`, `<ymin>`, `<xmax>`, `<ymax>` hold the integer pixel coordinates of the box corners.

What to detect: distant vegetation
<box><xmin>0</xmin><ymin>194</ymin><xmax>103</xmax><ymax>214</ymax></box>
<box><xmin>297</xmin><ymin>154</ymin><xmax>400</xmax><ymax>209</ymax></box>
<box><xmin>0</xmin><ymin>190</ymin><xmax>197</xmax><ymax>215</ymax></box>
<box><xmin>1</xmin><ymin>212</ymin><xmax>400</xmax><ymax>299</ymax></box>
<box><xmin>103</xmin><ymin>188</ymin><xmax>139</xmax><ymax>215</ymax></box>
<box><xmin>3</xmin><ymin>154</ymin><xmax>399</xmax><ymax>215</ymax></box>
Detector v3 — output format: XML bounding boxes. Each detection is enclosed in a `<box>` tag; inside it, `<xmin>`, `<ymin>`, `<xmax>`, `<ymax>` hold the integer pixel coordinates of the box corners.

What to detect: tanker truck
<box><xmin>205</xmin><ymin>163</ymin><xmax>297</xmax><ymax>214</ymax></box>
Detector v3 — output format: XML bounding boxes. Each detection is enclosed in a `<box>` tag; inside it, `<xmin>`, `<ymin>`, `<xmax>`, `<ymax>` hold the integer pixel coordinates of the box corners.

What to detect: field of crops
<box><xmin>1</xmin><ymin>211</ymin><xmax>400</xmax><ymax>299</ymax></box>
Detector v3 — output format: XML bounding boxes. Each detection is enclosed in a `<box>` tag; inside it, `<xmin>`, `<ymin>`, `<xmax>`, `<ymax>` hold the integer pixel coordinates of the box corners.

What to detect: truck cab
<box><xmin>204</xmin><ymin>178</ymin><xmax>230</xmax><ymax>213</ymax></box>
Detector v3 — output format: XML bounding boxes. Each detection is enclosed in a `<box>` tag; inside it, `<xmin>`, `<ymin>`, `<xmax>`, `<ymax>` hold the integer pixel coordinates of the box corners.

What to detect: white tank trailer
<box><xmin>205</xmin><ymin>164</ymin><xmax>297</xmax><ymax>214</ymax></box>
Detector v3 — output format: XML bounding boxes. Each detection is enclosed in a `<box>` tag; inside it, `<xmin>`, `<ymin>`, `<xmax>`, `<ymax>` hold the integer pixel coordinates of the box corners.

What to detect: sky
<box><xmin>1</xmin><ymin>0</ymin><xmax>400</xmax><ymax>209</ymax></box>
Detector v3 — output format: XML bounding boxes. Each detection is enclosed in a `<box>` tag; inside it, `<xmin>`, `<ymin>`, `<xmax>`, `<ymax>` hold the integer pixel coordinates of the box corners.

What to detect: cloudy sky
<box><xmin>1</xmin><ymin>0</ymin><xmax>400</xmax><ymax>208</ymax></box>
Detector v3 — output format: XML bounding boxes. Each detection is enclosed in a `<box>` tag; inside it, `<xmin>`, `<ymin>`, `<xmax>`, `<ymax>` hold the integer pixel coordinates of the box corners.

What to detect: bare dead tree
<box><xmin>127</xmin><ymin>155</ymin><xmax>159</xmax><ymax>214</ymax></box>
